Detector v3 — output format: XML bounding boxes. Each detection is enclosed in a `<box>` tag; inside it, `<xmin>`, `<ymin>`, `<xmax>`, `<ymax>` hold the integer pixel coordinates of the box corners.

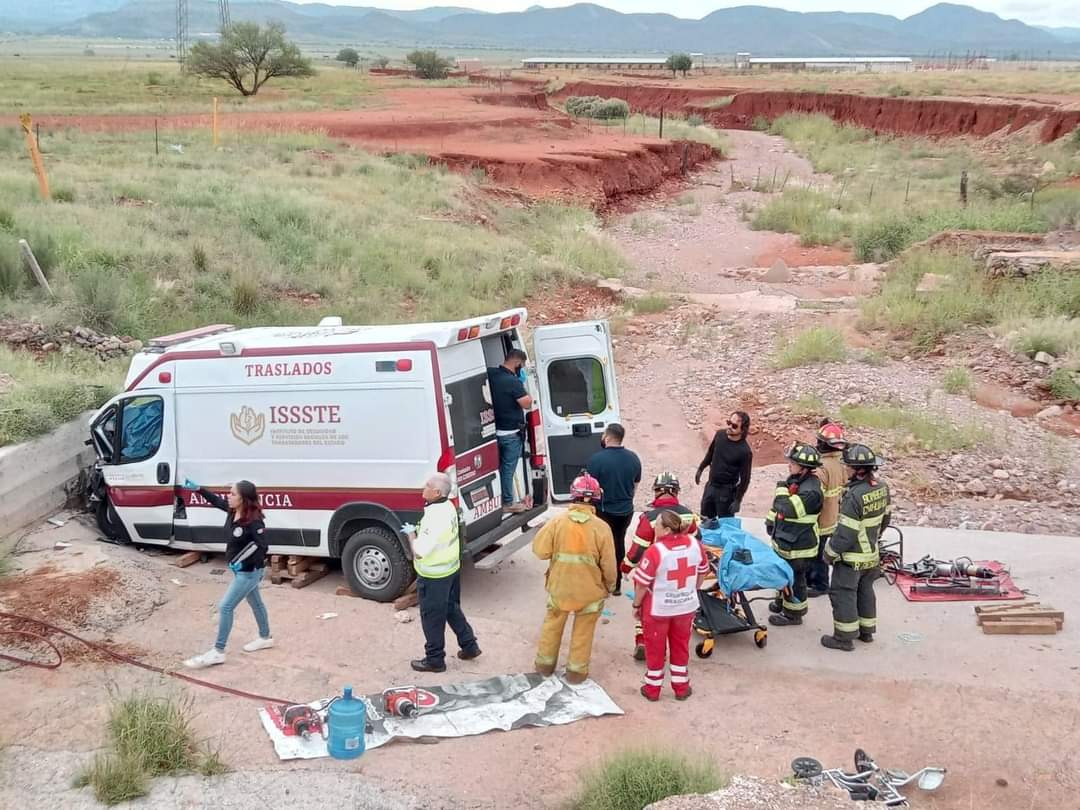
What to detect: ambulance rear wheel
<box><xmin>342</xmin><ymin>525</ymin><xmax>410</xmax><ymax>602</ymax></box>
<box><xmin>695</xmin><ymin>640</ymin><xmax>714</xmax><ymax>659</ymax></box>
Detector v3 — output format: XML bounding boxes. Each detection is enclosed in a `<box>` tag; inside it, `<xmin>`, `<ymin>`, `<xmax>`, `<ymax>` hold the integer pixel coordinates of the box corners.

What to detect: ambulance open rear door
<box><xmin>532</xmin><ymin>320</ymin><xmax>620</xmax><ymax>502</ymax></box>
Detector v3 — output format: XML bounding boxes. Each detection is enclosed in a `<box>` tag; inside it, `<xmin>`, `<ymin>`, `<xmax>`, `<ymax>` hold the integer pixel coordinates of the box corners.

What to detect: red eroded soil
<box><xmin>553</xmin><ymin>80</ymin><xmax>1080</xmax><ymax>143</ymax></box>
<box><xmin>14</xmin><ymin>84</ymin><xmax>716</xmax><ymax>207</ymax></box>
<box><xmin>754</xmin><ymin>237</ymin><xmax>854</xmax><ymax>268</ymax></box>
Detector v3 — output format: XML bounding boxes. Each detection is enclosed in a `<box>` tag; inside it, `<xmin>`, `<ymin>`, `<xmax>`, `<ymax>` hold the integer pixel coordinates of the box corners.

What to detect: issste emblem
<box><xmin>230</xmin><ymin>406</ymin><xmax>265</xmax><ymax>445</ymax></box>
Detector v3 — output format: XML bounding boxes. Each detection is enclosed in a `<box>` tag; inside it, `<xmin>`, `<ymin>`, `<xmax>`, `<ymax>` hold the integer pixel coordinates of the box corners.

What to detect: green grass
<box><xmin>942</xmin><ymin>366</ymin><xmax>973</xmax><ymax>395</ymax></box>
<box><xmin>571</xmin><ymin>750</ymin><xmax>725</xmax><ymax>810</ymax></box>
<box><xmin>0</xmin><ymin>347</ymin><xmax>123</xmax><ymax>446</ymax></box>
<box><xmin>0</xmin><ymin>128</ymin><xmax>626</xmax><ymax>446</ymax></box>
<box><xmin>75</xmin><ymin>692</ymin><xmax>228</xmax><ymax>805</ymax></box>
<box><xmin>0</xmin><ymin>547</ymin><xmax>13</xmax><ymax>578</ymax></box>
<box><xmin>840</xmin><ymin>403</ymin><xmax>986</xmax><ymax>452</ymax></box>
<box><xmin>754</xmin><ymin>113</ymin><xmax>1080</xmax><ymax>260</ymax></box>
<box><xmin>630</xmin><ymin>293</ymin><xmax>673</xmax><ymax>314</ymax></box>
<box><xmin>701</xmin><ymin>95</ymin><xmax>733</xmax><ymax>108</ymax></box>
<box><xmin>860</xmin><ymin>250</ymin><xmax>1080</xmax><ymax>353</ymax></box>
<box><xmin>0</xmin><ymin>57</ymin><xmax>379</xmax><ymax>114</ymax></box>
<box><xmin>596</xmin><ymin>115</ymin><xmax>728</xmax><ymax>151</ymax></box>
<box><xmin>772</xmin><ymin>325</ymin><xmax>847</xmax><ymax>369</ymax></box>
<box><xmin>788</xmin><ymin>393</ymin><xmax>826</xmax><ymax>416</ymax></box>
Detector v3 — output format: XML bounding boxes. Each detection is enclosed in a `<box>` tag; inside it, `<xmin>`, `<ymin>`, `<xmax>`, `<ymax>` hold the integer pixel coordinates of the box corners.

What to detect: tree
<box><xmin>407</xmin><ymin>49</ymin><xmax>453</xmax><ymax>80</ymax></box>
<box><xmin>336</xmin><ymin>47</ymin><xmax>360</xmax><ymax>68</ymax></box>
<box><xmin>187</xmin><ymin>22</ymin><xmax>314</xmax><ymax>97</ymax></box>
<box><xmin>371</xmin><ymin>55</ymin><xmax>390</xmax><ymax>69</ymax></box>
<box><xmin>665</xmin><ymin>53</ymin><xmax>693</xmax><ymax>78</ymax></box>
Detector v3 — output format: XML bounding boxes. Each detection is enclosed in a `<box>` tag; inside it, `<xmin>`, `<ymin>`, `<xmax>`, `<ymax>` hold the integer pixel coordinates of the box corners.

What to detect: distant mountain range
<box><xmin>2</xmin><ymin>1</ymin><xmax>1079</xmax><ymax>56</ymax></box>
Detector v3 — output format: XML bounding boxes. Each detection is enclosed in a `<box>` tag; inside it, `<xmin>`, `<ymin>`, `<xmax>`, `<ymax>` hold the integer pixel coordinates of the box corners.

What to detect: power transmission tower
<box><xmin>218</xmin><ymin>0</ymin><xmax>231</xmax><ymax>29</ymax></box>
<box><xmin>176</xmin><ymin>0</ymin><xmax>189</xmax><ymax>66</ymax></box>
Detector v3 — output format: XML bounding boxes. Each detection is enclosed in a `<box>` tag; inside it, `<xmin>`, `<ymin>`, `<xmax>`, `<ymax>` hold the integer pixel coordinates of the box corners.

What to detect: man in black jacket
<box><xmin>695</xmin><ymin>410</ymin><xmax>753</xmax><ymax>520</ymax></box>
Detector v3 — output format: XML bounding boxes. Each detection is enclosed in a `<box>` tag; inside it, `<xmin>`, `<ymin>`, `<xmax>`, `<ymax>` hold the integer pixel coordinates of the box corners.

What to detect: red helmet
<box><xmin>570</xmin><ymin>472</ymin><xmax>602</xmax><ymax>501</ymax></box>
<box><xmin>817</xmin><ymin>422</ymin><xmax>847</xmax><ymax>450</ymax></box>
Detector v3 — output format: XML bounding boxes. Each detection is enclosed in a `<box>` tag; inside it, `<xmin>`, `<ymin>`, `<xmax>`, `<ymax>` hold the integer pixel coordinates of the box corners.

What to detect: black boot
<box><xmin>858</xmin><ymin>632</ymin><xmax>874</xmax><ymax>644</ymax></box>
<box><xmin>768</xmin><ymin>601</ymin><xmax>782</xmax><ymax>615</ymax></box>
<box><xmin>769</xmin><ymin>614</ymin><xmax>803</xmax><ymax>627</ymax></box>
<box><xmin>820</xmin><ymin>635</ymin><xmax>854</xmax><ymax>652</ymax></box>
<box><xmin>411</xmin><ymin>658</ymin><xmax>447</xmax><ymax>673</ymax></box>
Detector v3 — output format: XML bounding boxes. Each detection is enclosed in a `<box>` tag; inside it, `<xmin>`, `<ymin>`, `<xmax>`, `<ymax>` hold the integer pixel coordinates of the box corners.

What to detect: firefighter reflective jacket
<box><xmin>766</xmin><ymin>473</ymin><xmax>822</xmax><ymax>560</ymax></box>
<box><xmin>815</xmin><ymin>450</ymin><xmax>846</xmax><ymax>537</ymax></box>
<box><xmin>825</xmin><ymin>475</ymin><xmax>891</xmax><ymax>570</ymax></box>
<box><xmin>622</xmin><ymin>496</ymin><xmax>699</xmax><ymax>574</ymax></box>
<box><xmin>532</xmin><ymin>503</ymin><xmax>617</xmax><ymax>613</ymax></box>
<box><xmin>413</xmin><ymin>499</ymin><xmax>462</xmax><ymax>579</ymax></box>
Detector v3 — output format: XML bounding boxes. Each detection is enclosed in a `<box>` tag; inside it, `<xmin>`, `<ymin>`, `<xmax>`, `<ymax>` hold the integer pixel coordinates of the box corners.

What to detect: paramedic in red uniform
<box><xmin>181</xmin><ymin>479</ymin><xmax>273</xmax><ymax>669</ymax></box>
<box><xmin>487</xmin><ymin>349</ymin><xmax>533</xmax><ymax>514</ymax></box>
<box><xmin>623</xmin><ymin>472</ymin><xmax>698</xmax><ymax>661</ymax></box>
<box><xmin>632</xmin><ymin>510</ymin><xmax>710</xmax><ymax>701</ymax></box>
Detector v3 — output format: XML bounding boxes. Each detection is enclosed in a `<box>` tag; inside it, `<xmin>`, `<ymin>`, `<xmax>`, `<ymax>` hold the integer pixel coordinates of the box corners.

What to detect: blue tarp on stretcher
<box><xmin>700</xmin><ymin>518</ymin><xmax>794</xmax><ymax>594</ymax></box>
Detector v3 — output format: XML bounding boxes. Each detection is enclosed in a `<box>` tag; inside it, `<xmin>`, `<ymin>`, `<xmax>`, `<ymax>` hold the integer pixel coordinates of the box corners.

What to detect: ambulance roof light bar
<box><xmin>147</xmin><ymin>324</ymin><xmax>235</xmax><ymax>352</ymax></box>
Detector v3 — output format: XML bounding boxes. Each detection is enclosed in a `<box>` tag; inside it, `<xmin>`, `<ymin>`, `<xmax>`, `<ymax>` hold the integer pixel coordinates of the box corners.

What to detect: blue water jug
<box><xmin>327</xmin><ymin>686</ymin><xmax>366</xmax><ymax>760</ymax></box>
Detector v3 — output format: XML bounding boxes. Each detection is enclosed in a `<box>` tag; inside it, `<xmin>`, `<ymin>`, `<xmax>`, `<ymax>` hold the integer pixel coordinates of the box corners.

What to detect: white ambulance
<box><xmin>87</xmin><ymin>309</ymin><xmax>620</xmax><ymax>601</ymax></box>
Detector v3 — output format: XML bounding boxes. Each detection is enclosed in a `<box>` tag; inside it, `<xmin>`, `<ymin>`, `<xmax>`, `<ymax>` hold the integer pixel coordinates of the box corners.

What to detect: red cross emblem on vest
<box><xmin>667</xmin><ymin>555</ymin><xmax>697</xmax><ymax>589</ymax></box>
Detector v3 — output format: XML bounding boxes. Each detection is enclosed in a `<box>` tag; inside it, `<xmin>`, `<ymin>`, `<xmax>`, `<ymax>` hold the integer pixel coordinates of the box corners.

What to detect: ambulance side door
<box><xmin>532</xmin><ymin>321</ymin><xmax>620</xmax><ymax>501</ymax></box>
<box><xmin>93</xmin><ymin>391</ymin><xmax>177</xmax><ymax>544</ymax></box>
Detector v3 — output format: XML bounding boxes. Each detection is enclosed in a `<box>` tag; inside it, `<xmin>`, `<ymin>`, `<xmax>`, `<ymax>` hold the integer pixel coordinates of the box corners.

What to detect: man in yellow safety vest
<box><xmin>407</xmin><ymin>472</ymin><xmax>481</xmax><ymax>673</ymax></box>
<box><xmin>822</xmin><ymin>444</ymin><xmax>891</xmax><ymax>652</ymax></box>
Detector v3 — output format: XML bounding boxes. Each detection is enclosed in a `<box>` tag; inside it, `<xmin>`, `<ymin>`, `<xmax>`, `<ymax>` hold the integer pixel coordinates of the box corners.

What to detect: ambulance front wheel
<box><xmin>95</xmin><ymin>496</ymin><xmax>130</xmax><ymax>544</ymax></box>
<box><xmin>342</xmin><ymin>525</ymin><xmax>411</xmax><ymax>603</ymax></box>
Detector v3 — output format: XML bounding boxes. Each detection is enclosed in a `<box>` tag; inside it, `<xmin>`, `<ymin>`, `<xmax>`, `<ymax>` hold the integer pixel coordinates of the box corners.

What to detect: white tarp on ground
<box><xmin>259</xmin><ymin>672</ymin><xmax>623</xmax><ymax>761</ymax></box>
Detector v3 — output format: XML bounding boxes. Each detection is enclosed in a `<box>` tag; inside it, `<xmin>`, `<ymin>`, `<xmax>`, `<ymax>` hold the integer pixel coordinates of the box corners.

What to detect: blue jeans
<box><xmin>497</xmin><ymin>433</ymin><xmax>523</xmax><ymax>506</ymax></box>
<box><xmin>215</xmin><ymin>568</ymin><xmax>271</xmax><ymax>652</ymax></box>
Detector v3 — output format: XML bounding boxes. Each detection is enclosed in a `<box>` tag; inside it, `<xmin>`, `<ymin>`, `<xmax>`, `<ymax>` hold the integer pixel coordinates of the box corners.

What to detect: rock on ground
<box><xmin>645</xmin><ymin>775</ymin><xmax>851</xmax><ymax>810</ymax></box>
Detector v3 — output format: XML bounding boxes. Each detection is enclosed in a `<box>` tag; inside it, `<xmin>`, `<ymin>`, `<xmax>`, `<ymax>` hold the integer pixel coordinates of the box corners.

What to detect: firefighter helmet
<box><xmin>570</xmin><ymin>472</ymin><xmax>603</xmax><ymax>501</ymax></box>
<box><xmin>816</xmin><ymin>421</ymin><xmax>847</xmax><ymax>450</ymax></box>
<box><xmin>843</xmin><ymin>443</ymin><xmax>879</xmax><ymax>469</ymax></box>
<box><xmin>652</xmin><ymin>471</ymin><xmax>680</xmax><ymax>494</ymax></box>
<box><xmin>785</xmin><ymin>441</ymin><xmax>822</xmax><ymax>469</ymax></box>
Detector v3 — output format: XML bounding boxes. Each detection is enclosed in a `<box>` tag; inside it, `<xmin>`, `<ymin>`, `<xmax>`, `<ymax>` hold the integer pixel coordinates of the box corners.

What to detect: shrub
<box><xmin>1048</xmin><ymin>368</ymin><xmax>1080</xmax><ymax>400</ymax></box>
<box><xmin>406</xmin><ymin>49</ymin><xmax>452</xmax><ymax>80</ymax></box>
<box><xmin>72</xmin><ymin>268</ymin><xmax>127</xmax><ymax>332</ymax></box>
<box><xmin>572</xmin><ymin>750</ymin><xmax>724</xmax><ymax>810</ymax></box>
<box><xmin>773</xmin><ymin>325</ymin><xmax>848</xmax><ymax>369</ymax></box>
<box><xmin>751</xmin><ymin>189</ymin><xmax>846</xmax><ymax>246</ymax></box>
<box><xmin>565</xmin><ymin>96</ymin><xmax>629</xmax><ymax>120</ymax></box>
<box><xmin>1037</xmin><ymin>188</ymin><xmax>1080</xmax><ymax>230</ymax></box>
<box><xmin>687</xmin><ymin>114</ymin><xmax>704</xmax><ymax>127</ymax></box>
<box><xmin>231</xmin><ymin>275</ymin><xmax>261</xmax><ymax>316</ymax></box>
<box><xmin>147</xmin><ymin>72</ymin><xmax>163</xmax><ymax>86</ymax></box>
<box><xmin>887</xmin><ymin>84</ymin><xmax>912</xmax><ymax>97</ymax></box>
<box><xmin>752</xmin><ymin>115</ymin><xmax>770</xmax><ymax>131</ymax></box>
<box><xmin>665</xmin><ymin>53</ymin><xmax>693</xmax><ymax>78</ymax></box>
<box><xmin>631</xmin><ymin>293</ymin><xmax>672</xmax><ymax>314</ymax></box>
<box><xmin>853</xmin><ymin>216</ymin><xmax>914</xmax><ymax>261</ymax></box>
<box><xmin>336</xmin><ymin>48</ymin><xmax>359</xmax><ymax>68</ymax></box>
<box><xmin>371</xmin><ymin>55</ymin><xmax>390</xmax><ymax>69</ymax></box>
<box><xmin>53</xmin><ymin>187</ymin><xmax>77</xmax><ymax>203</ymax></box>
<box><xmin>1010</xmin><ymin>317</ymin><xmax>1080</xmax><ymax>358</ymax></box>
<box><xmin>0</xmin><ymin>207</ymin><xmax>14</xmax><ymax>230</ymax></box>
<box><xmin>942</xmin><ymin>366</ymin><xmax>973</xmax><ymax>395</ymax></box>
<box><xmin>1072</xmin><ymin>126</ymin><xmax>1080</xmax><ymax>148</ymax></box>
<box><xmin>192</xmin><ymin>243</ymin><xmax>210</xmax><ymax>273</ymax></box>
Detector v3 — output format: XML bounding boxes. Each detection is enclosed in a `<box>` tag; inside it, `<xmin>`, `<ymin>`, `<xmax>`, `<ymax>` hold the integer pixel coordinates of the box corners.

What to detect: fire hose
<box><xmin>0</xmin><ymin>610</ymin><xmax>297</xmax><ymax>705</ymax></box>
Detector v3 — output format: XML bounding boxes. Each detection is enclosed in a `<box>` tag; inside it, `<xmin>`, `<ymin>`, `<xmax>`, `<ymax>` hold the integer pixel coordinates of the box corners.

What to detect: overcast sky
<box><xmin>291</xmin><ymin>1</ymin><xmax>1077</xmax><ymax>27</ymax></box>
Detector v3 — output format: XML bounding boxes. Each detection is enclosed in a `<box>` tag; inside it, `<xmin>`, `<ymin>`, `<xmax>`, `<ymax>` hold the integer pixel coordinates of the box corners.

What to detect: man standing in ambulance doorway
<box><xmin>405</xmin><ymin>473</ymin><xmax>481</xmax><ymax>673</ymax></box>
<box><xmin>487</xmin><ymin>349</ymin><xmax>533</xmax><ymax>514</ymax></box>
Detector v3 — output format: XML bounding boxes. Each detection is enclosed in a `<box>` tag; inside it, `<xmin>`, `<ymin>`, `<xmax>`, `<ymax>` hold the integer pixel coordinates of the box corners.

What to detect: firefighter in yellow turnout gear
<box><xmin>766</xmin><ymin>442</ymin><xmax>823</xmax><ymax>627</ymax></box>
<box><xmin>822</xmin><ymin>443</ymin><xmax>891</xmax><ymax>651</ymax></box>
<box><xmin>532</xmin><ymin>473</ymin><xmax>617</xmax><ymax>683</ymax></box>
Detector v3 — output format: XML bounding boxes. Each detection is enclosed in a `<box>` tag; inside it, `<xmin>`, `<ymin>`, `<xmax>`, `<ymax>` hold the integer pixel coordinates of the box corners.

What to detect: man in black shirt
<box><xmin>487</xmin><ymin>349</ymin><xmax>533</xmax><ymax>514</ymax></box>
<box><xmin>695</xmin><ymin>410</ymin><xmax>753</xmax><ymax>520</ymax></box>
<box><xmin>586</xmin><ymin>423</ymin><xmax>641</xmax><ymax>595</ymax></box>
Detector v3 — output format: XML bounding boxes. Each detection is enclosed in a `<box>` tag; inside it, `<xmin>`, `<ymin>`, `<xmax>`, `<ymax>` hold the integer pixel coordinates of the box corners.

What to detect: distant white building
<box><xmin>521</xmin><ymin>57</ymin><xmax>669</xmax><ymax>71</ymax></box>
<box><xmin>737</xmin><ymin>55</ymin><xmax>913</xmax><ymax>73</ymax></box>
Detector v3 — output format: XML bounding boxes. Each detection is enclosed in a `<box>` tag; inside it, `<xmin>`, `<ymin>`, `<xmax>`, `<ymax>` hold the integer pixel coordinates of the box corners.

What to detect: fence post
<box><xmin>155</xmin><ymin>119</ymin><xmax>159</xmax><ymax>156</ymax></box>
<box><xmin>835</xmin><ymin>177</ymin><xmax>848</xmax><ymax>209</ymax></box>
<box><xmin>19</xmin><ymin>239</ymin><xmax>54</xmax><ymax>297</ymax></box>
<box><xmin>18</xmin><ymin>113</ymin><xmax>50</xmax><ymax>201</ymax></box>
<box><xmin>770</xmin><ymin>167</ymin><xmax>778</xmax><ymax>192</ymax></box>
<box><xmin>959</xmin><ymin>169</ymin><xmax>968</xmax><ymax>207</ymax></box>
<box><xmin>681</xmin><ymin>143</ymin><xmax>689</xmax><ymax>175</ymax></box>
<box><xmin>868</xmin><ymin>179</ymin><xmax>876</xmax><ymax>206</ymax></box>
<box><xmin>904</xmin><ymin>176</ymin><xmax>911</xmax><ymax>205</ymax></box>
<box><xmin>212</xmin><ymin>97</ymin><xmax>219</xmax><ymax>147</ymax></box>
<box><xmin>659</xmin><ymin>106</ymin><xmax>664</xmax><ymax>139</ymax></box>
